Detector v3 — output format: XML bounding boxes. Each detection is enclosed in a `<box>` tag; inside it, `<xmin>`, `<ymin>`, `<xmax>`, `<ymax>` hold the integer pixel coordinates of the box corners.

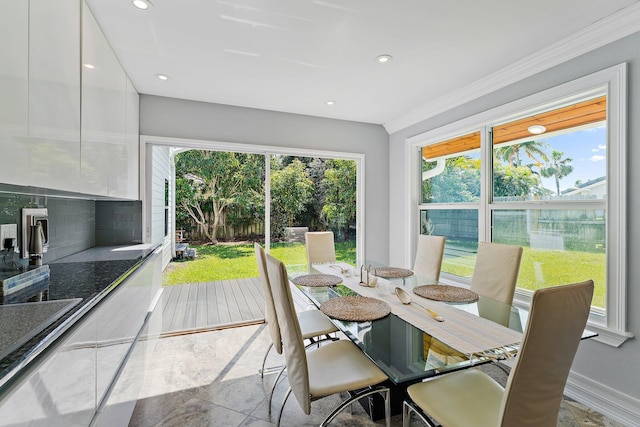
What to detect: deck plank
<box><xmin>241</xmin><ymin>277</ymin><xmax>265</xmax><ymax>318</ymax></box>
<box><xmin>216</xmin><ymin>280</ymin><xmax>233</xmax><ymax>325</ymax></box>
<box><xmin>161</xmin><ymin>285</ymin><xmax>182</xmax><ymax>332</ymax></box>
<box><xmin>183</xmin><ymin>281</ymin><xmax>199</xmax><ymax>330</ymax></box>
<box><xmin>169</xmin><ymin>282</ymin><xmax>191</xmax><ymax>331</ymax></box>
<box><xmin>160</xmin><ymin>277</ymin><xmax>268</xmax><ymax>335</ymax></box>
<box><xmin>230</xmin><ymin>278</ymin><xmax>255</xmax><ymax>320</ymax></box>
<box><xmin>206</xmin><ymin>281</ymin><xmax>220</xmax><ymax>326</ymax></box>
<box><xmin>195</xmin><ymin>282</ymin><xmax>208</xmax><ymax>329</ymax></box>
<box><xmin>225</xmin><ymin>280</ymin><xmax>244</xmax><ymax>323</ymax></box>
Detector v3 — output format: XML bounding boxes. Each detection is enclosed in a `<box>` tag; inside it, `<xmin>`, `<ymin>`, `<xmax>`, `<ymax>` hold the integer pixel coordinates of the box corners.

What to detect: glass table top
<box><xmin>292</xmin><ymin>262</ymin><xmax>596</xmax><ymax>385</ymax></box>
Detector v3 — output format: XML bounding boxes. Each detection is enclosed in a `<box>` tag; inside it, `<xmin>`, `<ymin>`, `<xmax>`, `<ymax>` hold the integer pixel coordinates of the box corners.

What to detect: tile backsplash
<box><xmin>95</xmin><ymin>201</ymin><xmax>143</xmax><ymax>246</ymax></box>
<box><xmin>0</xmin><ymin>188</ymin><xmax>142</xmax><ymax>267</ymax></box>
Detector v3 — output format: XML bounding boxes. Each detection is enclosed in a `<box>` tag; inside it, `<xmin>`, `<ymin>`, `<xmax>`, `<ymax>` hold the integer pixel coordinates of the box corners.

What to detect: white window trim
<box><xmin>405</xmin><ymin>63</ymin><xmax>630</xmax><ymax>346</ymax></box>
<box><xmin>140</xmin><ymin>135</ymin><xmax>366</xmax><ymax>267</ymax></box>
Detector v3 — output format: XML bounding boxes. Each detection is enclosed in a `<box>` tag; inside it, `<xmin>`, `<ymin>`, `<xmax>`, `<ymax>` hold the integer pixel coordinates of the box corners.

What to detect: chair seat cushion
<box><xmin>307</xmin><ymin>340</ymin><xmax>387</xmax><ymax>398</ymax></box>
<box><xmin>298</xmin><ymin>309</ymin><xmax>338</xmax><ymax>338</ymax></box>
<box><xmin>407</xmin><ymin>368</ymin><xmax>504</xmax><ymax>427</ymax></box>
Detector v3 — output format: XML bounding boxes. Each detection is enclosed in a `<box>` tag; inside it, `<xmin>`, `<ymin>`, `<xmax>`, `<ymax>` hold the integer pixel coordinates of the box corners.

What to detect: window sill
<box><xmin>581</xmin><ymin>323</ymin><xmax>633</xmax><ymax>347</ymax></box>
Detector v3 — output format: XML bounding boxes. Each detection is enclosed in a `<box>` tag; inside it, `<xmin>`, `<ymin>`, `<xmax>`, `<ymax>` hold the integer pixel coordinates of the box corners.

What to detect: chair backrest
<box><xmin>265</xmin><ymin>253</ymin><xmax>312</xmax><ymax>414</ymax></box>
<box><xmin>499</xmin><ymin>280</ymin><xmax>594</xmax><ymax>427</ymax></box>
<box><xmin>470</xmin><ymin>242</ymin><xmax>523</xmax><ymax>305</ymax></box>
<box><xmin>413</xmin><ymin>234</ymin><xmax>445</xmax><ymax>283</ymax></box>
<box><xmin>254</xmin><ymin>243</ymin><xmax>282</xmax><ymax>354</ymax></box>
<box><xmin>305</xmin><ymin>231</ymin><xmax>336</xmax><ymax>268</ymax></box>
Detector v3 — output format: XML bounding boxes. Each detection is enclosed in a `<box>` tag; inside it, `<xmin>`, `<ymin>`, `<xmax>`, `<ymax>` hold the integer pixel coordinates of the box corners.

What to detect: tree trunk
<box><xmin>181</xmin><ymin>201</ymin><xmax>215</xmax><ymax>243</ymax></box>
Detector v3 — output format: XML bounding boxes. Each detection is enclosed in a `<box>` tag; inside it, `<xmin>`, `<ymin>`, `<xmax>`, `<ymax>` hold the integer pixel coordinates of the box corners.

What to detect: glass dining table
<box><xmin>292</xmin><ymin>271</ymin><xmax>521</xmax><ymax>385</ymax></box>
<box><xmin>289</xmin><ymin>262</ymin><xmax>596</xmax><ymax>419</ymax></box>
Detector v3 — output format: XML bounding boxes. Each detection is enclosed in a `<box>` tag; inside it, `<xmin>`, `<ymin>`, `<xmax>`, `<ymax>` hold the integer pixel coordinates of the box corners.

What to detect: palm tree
<box><xmin>495</xmin><ymin>140</ymin><xmax>549</xmax><ymax>168</ymax></box>
<box><xmin>540</xmin><ymin>150</ymin><xmax>574</xmax><ymax>195</ymax></box>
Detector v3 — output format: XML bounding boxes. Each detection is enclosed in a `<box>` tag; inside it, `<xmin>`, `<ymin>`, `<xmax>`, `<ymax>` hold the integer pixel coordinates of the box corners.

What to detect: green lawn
<box><xmin>163</xmin><ymin>241</ymin><xmax>356</xmax><ymax>286</ymax></box>
<box><xmin>163</xmin><ymin>242</ymin><xmax>605</xmax><ymax>308</ymax></box>
<box><xmin>443</xmin><ymin>246</ymin><xmax>605</xmax><ymax>308</ymax></box>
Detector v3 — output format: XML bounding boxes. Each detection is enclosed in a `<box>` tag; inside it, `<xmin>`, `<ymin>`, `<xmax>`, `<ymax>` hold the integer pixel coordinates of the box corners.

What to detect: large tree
<box><xmin>540</xmin><ymin>150</ymin><xmax>574</xmax><ymax>195</ymax></box>
<box><xmin>270</xmin><ymin>158</ymin><xmax>314</xmax><ymax>228</ymax></box>
<box><xmin>495</xmin><ymin>140</ymin><xmax>549</xmax><ymax>167</ymax></box>
<box><xmin>493</xmin><ymin>163</ymin><xmax>545</xmax><ymax>199</ymax></box>
<box><xmin>321</xmin><ymin>159</ymin><xmax>357</xmax><ymax>240</ymax></box>
<box><xmin>175</xmin><ymin>150</ymin><xmax>263</xmax><ymax>244</ymax></box>
<box><xmin>423</xmin><ymin>156</ymin><xmax>481</xmax><ymax>203</ymax></box>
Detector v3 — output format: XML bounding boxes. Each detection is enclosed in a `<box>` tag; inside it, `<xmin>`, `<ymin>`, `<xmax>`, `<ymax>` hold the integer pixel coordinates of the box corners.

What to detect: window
<box><xmin>411</xmin><ymin>64</ymin><xmax>629</xmax><ymax>346</ymax></box>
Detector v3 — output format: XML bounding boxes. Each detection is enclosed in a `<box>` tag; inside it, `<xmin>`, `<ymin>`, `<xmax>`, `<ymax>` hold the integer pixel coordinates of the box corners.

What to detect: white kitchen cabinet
<box><xmin>81</xmin><ymin>1</ymin><xmax>127</xmax><ymax>197</ymax></box>
<box><xmin>94</xmin><ymin>252</ymin><xmax>156</xmax><ymax>408</ymax></box>
<box><xmin>0</xmin><ymin>0</ymin><xmax>29</xmax><ymax>186</ymax></box>
<box><xmin>0</xmin><ymin>248</ymin><xmax>161</xmax><ymax>426</ymax></box>
<box><xmin>0</xmin><ymin>314</ymin><xmax>97</xmax><ymax>427</ymax></box>
<box><xmin>28</xmin><ymin>0</ymin><xmax>82</xmax><ymax>192</ymax></box>
<box><xmin>109</xmin><ymin>77</ymin><xmax>140</xmax><ymax>200</ymax></box>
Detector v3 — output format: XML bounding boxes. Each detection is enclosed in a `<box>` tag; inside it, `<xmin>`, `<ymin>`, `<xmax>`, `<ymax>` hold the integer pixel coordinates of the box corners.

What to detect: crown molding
<box><xmin>384</xmin><ymin>3</ymin><xmax>640</xmax><ymax>135</ymax></box>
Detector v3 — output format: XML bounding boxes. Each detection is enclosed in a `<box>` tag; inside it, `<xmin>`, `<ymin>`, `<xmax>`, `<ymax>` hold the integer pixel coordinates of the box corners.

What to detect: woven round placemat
<box><xmin>320</xmin><ymin>296</ymin><xmax>391</xmax><ymax>322</ymax></box>
<box><xmin>371</xmin><ymin>267</ymin><xmax>414</xmax><ymax>279</ymax></box>
<box><xmin>413</xmin><ymin>284</ymin><xmax>479</xmax><ymax>303</ymax></box>
<box><xmin>291</xmin><ymin>273</ymin><xmax>342</xmax><ymax>287</ymax></box>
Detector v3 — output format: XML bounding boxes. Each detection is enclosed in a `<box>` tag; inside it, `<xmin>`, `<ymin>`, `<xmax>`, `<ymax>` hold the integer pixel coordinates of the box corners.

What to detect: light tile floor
<box><xmin>129</xmin><ymin>324</ymin><xmax>625</xmax><ymax>427</ymax></box>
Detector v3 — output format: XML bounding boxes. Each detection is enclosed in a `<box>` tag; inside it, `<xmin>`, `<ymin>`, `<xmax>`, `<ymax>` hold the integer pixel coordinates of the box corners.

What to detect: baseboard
<box><xmin>566</xmin><ymin>370</ymin><xmax>640</xmax><ymax>426</ymax></box>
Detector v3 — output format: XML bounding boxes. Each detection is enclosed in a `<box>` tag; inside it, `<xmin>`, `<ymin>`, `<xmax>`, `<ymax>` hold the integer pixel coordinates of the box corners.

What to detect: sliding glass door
<box><xmin>269</xmin><ymin>155</ymin><xmax>358</xmax><ymax>273</ymax></box>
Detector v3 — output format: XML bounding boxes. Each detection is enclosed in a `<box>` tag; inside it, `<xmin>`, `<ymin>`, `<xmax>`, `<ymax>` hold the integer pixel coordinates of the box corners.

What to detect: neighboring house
<box><xmin>561</xmin><ymin>176</ymin><xmax>606</xmax><ymax>199</ymax></box>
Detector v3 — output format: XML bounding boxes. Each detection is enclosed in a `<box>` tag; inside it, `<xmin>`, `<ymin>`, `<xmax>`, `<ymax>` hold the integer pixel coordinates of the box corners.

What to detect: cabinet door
<box><xmin>0</xmin><ymin>315</ymin><xmax>97</xmax><ymax>427</ymax></box>
<box><xmin>28</xmin><ymin>0</ymin><xmax>81</xmax><ymax>191</ymax></box>
<box><xmin>81</xmin><ymin>1</ymin><xmax>127</xmax><ymax>197</ymax></box>
<box><xmin>108</xmin><ymin>77</ymin><xmax>140</xmax><ymax>200</ymax></box>
<box><xmin>0</xmin><ymin>0</ymin><xmax>29</xmax><ymax>186</ymax></box>
<box><xmin>94</xmin><ymin>251</ymin><xmax>157</xmax><ymax>406</ymax></box>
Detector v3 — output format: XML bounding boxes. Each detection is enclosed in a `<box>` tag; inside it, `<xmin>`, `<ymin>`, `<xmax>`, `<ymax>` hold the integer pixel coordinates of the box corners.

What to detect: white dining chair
<box><xmin>305</xmin><ymin>231</ymin><xmax>336</xmax><ymax>269</ymax></box>
<box><xmin>413</xmin><ymin>234</ymin><xmax>445</xmax><ymax>283</ymax></box>
<box><xmin>254</xmin><ymin>243</ymin><xmax>338</xmax><ymax>380</ymax></box>
<box><xmin>470</xmin><ymin>242</ymin><xmax>523</xmax><ymax>305</ymax></box>
<box><xmin>403</xmin><ymin>279</ymin><xmax>594</xmax><ymax>427</ymax></box>
<box><xmin>265</xmin><ymin>252</ymin><xmax>391</xmax><ymax>427</ymax></box>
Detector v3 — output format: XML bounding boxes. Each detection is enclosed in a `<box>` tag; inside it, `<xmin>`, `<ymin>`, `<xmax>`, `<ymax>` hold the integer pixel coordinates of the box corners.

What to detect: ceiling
<box><xmin>86</xmin><ymin>0</ymin><xmax>638</xmax><ymax>131</ymax></box>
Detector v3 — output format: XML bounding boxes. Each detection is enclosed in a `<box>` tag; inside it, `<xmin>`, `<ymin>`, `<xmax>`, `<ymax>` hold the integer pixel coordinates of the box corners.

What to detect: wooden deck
<box><xmin>160</xmin><ymin>277</ymin><xmax>266</xmax><ymax>335</ymax></box>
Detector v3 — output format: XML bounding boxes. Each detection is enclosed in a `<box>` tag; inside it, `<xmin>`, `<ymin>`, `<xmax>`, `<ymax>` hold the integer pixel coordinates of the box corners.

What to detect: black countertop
<box><xmin>0</xmin><ymin>244</ymin><xmax>157</xmax><ymax>390</ymax></box>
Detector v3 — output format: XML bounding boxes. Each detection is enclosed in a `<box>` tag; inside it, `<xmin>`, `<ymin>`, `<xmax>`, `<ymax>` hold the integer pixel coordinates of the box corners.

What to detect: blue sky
<box><xmin>535</xmin><ymin>125</ymin><xmax>606</xmax><ymax>192</ymax></box>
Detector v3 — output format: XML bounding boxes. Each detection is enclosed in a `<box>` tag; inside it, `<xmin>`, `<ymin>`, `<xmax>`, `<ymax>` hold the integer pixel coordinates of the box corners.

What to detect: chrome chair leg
<box><xmin>402</xmin><ymin>400</ymin><xmax>437</xmax><ymax>427</ymax></box>
<box><xmin>320</xmin><ymin>386</ymin><xmax>390</xmax><ymax>427</ymax></box>
<box><xmin>259</xmin><ymin>342</ymin><xmax>273</xmax><ymax>378</ymax></box>
<box><xmin>276</xmin><ymin>387</ymin><xmax>293</xmax><ymax>427</ymax></box>
<box><xmin>268</xmin><ymin>366</ymin><xmax>286</xmax><ymax>415</ymax></box>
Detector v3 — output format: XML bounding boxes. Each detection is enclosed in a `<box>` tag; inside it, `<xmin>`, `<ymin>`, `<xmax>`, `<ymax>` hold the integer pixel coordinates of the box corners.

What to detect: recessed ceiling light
<box><xmin>132</xmin><ymin>0</ymin><xmax>151</xmax><ymax>10</ymax></box>
<box><xmin>527</xmin><ymin>124</ymin><xmax>547</xmax><ymax>135</ymax></box>
<box><xmin>326</xmin><ymin>100</ymin><xmax>335</xmax><ymax>106</ymax></box>
<box><xmin>83</xmin><ymin>63</ymin><xmax>95</xmax><ymax>69</ymax></box>
<box><xmin>155</xmin><ymin>73</ymin><xmax>170</xmax><ymax>81</ymax></box>
<box><xmin>376</xmin><ymin>54</ymin><xmax>393</xmax><ymax>63</ymax></box>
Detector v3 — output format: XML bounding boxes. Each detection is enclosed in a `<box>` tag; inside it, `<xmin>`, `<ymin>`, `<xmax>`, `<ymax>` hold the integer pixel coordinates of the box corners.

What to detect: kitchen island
<box><xmin>0</xmin><ymin>244</ymin><xmax>162</xmax><ymax>426</ymax></box>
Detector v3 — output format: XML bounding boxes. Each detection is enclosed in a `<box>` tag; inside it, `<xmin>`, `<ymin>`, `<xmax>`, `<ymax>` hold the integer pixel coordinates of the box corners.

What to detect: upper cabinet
<box><xmin>0</xmin><ymin>0</ymin><xmax>31</xmax><ymax>186</ymax></box>
<box><xmin>0</xmin><ymin>0</ymin><xmax>139</xmax><ymax>199</ymax></box>
<box><xmin>81</xmin><ymin>1</ymin><xmax>129</xmax><ymax>197</ymax></box>
<box><xmin>29</xmin><ymin>0</ymin><xmax>82</xmax><ymax>192</ymax></box>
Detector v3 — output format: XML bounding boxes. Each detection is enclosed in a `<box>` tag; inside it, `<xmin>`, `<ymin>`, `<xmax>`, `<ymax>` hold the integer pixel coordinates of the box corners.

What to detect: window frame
<box><xmin>407</xmin><ymin>63</ymin><xmax>630</xmax><ymax>346</ymax></box>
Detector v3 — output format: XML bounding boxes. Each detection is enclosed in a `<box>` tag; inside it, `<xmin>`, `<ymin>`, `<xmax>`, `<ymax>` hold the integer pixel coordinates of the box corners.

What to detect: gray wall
<box><xmin>389</xmin><ymin>31</ymin><xmax>640</xmax><ymax>421</ymax></box>
<box><xmin>139</xmin><ymin>96</ymin><xmax>390</xmax><ymax>263</ymax></box>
